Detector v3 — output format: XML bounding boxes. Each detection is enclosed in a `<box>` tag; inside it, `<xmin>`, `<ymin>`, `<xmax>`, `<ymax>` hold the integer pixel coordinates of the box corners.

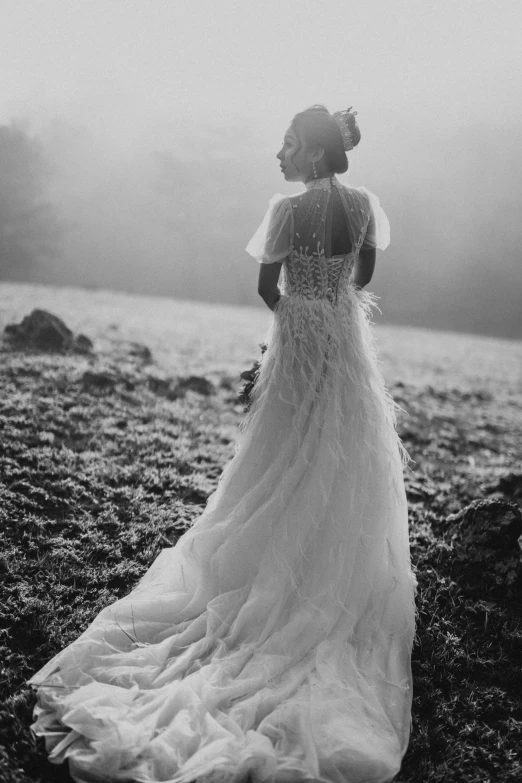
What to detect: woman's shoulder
<box><xmin>288</xmin><ymin>191</ymin><xmax>308</xmax><ymax>208</ymax></box>
<box><xmin>340</xmin><ymin>182</ymin><xmax>371</xmax><ymax>201</ymax></box>
<box><xmin>336</xmin><ymin>182</ymin><xmax>373</xmax><ymax>218</ymax></box>
<box><xmin>265</xmin><ymin>192</ymin><xmax>295</xmax><ymax>212</ymax></box>
<box><xmin>344</xmin><ymin>183</ymin><xmax>384</xmax><ymax>206</ymax></box>
<box><xmin>265</xmin><ymin>192</ymin><xmax>290</xmax><ymax>207</ymax></box>
<box><xmin>287</xmin><ymin>186</ymin><xmax>326</xmax><ymax>209</ymax></box>
<box><xmin>258</xmin><ymin>193</ymin><xmax>294</xmax><ymax>224</ymax></box>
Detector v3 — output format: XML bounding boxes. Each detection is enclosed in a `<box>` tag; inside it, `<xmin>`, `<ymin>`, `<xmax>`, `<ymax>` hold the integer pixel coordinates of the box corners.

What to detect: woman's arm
<box><xmin>352</xmin><ymin>246</ymin><xmax>376</xmax><ymax>289</ymax></box>
<box><xmin>258</xmin><ymin>261</ymin><xmax>283</xmax><ymax>311</ymax></box>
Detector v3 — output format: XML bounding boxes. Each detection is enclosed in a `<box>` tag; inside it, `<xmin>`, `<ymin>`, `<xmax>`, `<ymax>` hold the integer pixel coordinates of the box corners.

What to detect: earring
<box><xmin>312</xmin><ymin>161</ymin><xmax>318</xmax><ymax>178</ymax></box>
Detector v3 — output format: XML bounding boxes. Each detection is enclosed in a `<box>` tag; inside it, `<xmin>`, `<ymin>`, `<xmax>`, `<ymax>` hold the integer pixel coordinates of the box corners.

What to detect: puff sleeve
<box><xmin>357</xmin><ymin>187</ymin><xmax>391</xmax><ymax>251</ymax></box>
<box><xmin>245</xmin><ymin>194</ymin><xmax>293</xmax><ymax>263</ymax></box>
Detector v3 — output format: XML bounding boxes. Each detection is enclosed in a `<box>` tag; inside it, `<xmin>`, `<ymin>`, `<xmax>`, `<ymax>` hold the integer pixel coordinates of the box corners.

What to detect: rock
<box><xmin>128</xmin><ymin>342</ymin><xmax>153</xmax><ymax>364</ymax></box>
<box><xmin>4</xmin><ymin>309</ymin><xmax>73</xmax><ymax>351</ymax></box>
<box><xmin>447</xmin><ymin>498</ymin><xmax>522</xmax><ymax>552</ymax></box>
<box><xmin>74</xmin><ymin>334</ymin><xmax>94</xmax><ymax>354</ymax></box>
<box><xmin>147</xmin><ymin>376</ymin><xmax>171</xmax><ymax>396</ymax></box>
<box><xmin>167</xmin><ymin>375</ymin><xmax>215</xmax><ymax>399</ymax></box>
<box><xmin>486</xmin><ymin>472</ymin><xmax>522</xmax><ymax>504</ymax></box>
<box><xmin>445</xmin><ymin>498</ymin><xmax>522</xmax><ymax>596</ymax></box>
<box><xmin>3</xmin><ymin>309</ymin><xmax>93</xmax><ymax>354</ymax></box>
<box><xmin>82</xmin><ymin>370</ymin><xmax>117</xmax><ymax>391</ymax></box>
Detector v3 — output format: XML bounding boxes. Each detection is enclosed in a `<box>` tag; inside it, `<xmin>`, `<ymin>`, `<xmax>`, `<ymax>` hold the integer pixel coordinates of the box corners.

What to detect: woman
<box><xmin>29</xmin><ymin>105</ymin><xmax>418</xmax><ymax>783</ymax></box>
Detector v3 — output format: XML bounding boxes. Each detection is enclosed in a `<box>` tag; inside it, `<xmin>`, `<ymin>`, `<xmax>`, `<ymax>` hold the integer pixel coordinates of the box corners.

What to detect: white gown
<box><xmin>28</xmin><ymin>175</ymin><xmax>418</xmax><ymax>783</ymax></box>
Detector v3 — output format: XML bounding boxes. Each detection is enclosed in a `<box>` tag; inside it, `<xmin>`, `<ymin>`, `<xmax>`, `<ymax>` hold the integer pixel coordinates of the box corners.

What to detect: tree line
<box><xmin>0</xmin><ymin>123</ymin><xmax>62</xmax><ymax>280</ymax></box>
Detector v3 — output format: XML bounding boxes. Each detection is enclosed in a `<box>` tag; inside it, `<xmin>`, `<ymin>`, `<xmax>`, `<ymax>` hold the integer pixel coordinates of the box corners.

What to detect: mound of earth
<box><xmin>3</xmin><ymin>308</ymin><xmax>93</xmax><ymax>353</ymax></box>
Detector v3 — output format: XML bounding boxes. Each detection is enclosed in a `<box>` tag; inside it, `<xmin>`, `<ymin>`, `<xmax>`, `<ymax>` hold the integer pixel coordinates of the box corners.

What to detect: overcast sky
<box><xmin>1</xmin><ymin>1</ymin><xmax>521</xmax><ymax>338</ymax></box>
<box><xmin>1</xmin><ymin>0</ymin><xmax>521</xmax><ymax>154</ymax></box>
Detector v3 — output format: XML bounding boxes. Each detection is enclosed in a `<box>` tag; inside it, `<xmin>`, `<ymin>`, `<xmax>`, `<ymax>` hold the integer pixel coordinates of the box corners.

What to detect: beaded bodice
<box><xmin>281</xmin><ymin>249</ymin><xmax>356</xmax><ymax>305</ymax></box>
<box><xmin>279</xmin><ymin>177</ymin><xmax>373</xmax><ymax>304</ymax></box>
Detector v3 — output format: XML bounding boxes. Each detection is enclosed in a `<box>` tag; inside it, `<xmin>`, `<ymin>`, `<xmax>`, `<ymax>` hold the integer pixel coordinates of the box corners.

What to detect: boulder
<box><xmin>3</xmin><ymin>309</ymin><xmax>93</xmax><ymax>354</ymax></box>
<box><xmin>486</xmin><ymin>472</ymin><xmax>522</xmax><ymax>504</ymax></box>
<box><xmin>167</xmin><ymin>375</ymin><xmax>215</xmax><ymax>399</ymax></box>
<box><xmin>74</xmin><ymin>334</ymin><xmax>94</xmax><ymax>353</ymax></box>
<box><xmin>147</xmin><ymin>375</ymin><xmax>172</xmax><ymax>396</ymax></box>
<box><xmin>82</xmin><ymin>370</ymin><xmax>117</xmax><ymax>391</ymax></box>
<box><xmin>445</xmin><ymin>498</ymin><xmax>522</xmax><ymax>596</ymax></box>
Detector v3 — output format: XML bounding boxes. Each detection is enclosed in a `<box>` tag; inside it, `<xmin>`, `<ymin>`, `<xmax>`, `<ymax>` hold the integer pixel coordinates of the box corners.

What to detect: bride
<box><xmin>28</xmin><ymin>104</ymin><xmax>418</xmax><ymax>783</ymax></box>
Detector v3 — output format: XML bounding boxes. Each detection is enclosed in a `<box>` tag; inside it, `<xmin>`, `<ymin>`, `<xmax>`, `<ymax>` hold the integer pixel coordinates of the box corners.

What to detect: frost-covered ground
<box><xmin>1</xmin><ymin>281</ymin><xmax>521</xmax><ymax>783</ymax></box>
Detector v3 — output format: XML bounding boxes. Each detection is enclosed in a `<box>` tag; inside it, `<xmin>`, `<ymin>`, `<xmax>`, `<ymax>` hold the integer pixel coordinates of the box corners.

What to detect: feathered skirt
<box><xmin>28</xmin><ymin>286</ymin><xmax>418</xmax><ymax>783</ymax></box>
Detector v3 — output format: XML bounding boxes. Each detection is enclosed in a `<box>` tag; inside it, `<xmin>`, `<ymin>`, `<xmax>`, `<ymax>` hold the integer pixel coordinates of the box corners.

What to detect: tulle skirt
<box><xmin>28</xmin><ymin>286</ymin><xmax>418</xmax><ymax>783</ymax></box>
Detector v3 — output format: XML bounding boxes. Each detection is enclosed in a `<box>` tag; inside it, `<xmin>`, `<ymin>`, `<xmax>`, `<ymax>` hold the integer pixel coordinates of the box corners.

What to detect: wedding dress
<box><xmin>28</xmin><ymin>175</ymin><xmax>418</xmax><ymax>783</ymax></box>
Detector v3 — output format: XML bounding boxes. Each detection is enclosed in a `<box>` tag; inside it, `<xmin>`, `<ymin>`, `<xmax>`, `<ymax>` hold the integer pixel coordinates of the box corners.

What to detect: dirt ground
<box><xmin>1</xmin><ymin>282</ymin><xmax>521</xmax><ymax>783</ymax></box>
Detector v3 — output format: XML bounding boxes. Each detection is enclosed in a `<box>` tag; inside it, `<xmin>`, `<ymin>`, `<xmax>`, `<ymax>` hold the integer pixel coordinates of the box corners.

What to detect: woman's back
<box><xmin>287</xmin><ymin>178</ymin><xmax>370</xmax><ymax>259</ymax></box>
<box><xmin>330</xmin><ymin>185</ymin><xmax>353</xmax><ymax>256</ymax></box>
<box><xmin>264</xmin><ymin>176</ymin><xmax>385</xmax><ymax>303</ymax></box>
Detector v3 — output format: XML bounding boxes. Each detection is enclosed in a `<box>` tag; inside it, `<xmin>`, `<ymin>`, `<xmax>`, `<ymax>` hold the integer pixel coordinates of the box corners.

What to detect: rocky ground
<box><xmin>0</xmin><ymin>282</ymin><xmax>521</xmax><ymax>783</ymax></box>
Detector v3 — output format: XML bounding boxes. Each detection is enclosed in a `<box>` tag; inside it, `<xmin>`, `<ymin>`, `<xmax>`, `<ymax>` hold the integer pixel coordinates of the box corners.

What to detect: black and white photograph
<box><xmin>0</xmin><ymin>2</ymin><xmax>521</xmax><ymax>782</ymax></box>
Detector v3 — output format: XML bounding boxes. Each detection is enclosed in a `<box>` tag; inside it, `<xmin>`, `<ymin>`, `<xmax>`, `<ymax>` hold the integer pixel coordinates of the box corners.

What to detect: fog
<box><xmin>1</xmin><ymin>0</ymin><xmax>521</xmax><ymax>339</ymax></box>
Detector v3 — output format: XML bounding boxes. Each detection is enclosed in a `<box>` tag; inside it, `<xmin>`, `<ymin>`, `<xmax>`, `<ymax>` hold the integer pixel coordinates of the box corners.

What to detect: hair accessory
<box><xmin>332</xmin><ymin>107</ymin><xmax>358</xmax><ymax>151</ymax></box>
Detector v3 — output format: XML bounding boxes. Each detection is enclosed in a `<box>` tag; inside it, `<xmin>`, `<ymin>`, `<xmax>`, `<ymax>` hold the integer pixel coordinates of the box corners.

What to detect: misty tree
<box><xmin>0</xmin><ymin>123</ymin><xmax>61</xmax><ymax>279</ymax></box>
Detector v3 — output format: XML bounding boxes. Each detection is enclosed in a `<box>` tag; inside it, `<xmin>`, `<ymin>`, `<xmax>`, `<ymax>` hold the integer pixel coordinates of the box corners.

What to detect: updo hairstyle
<box><xmin>291</xmin><ymin>104</ymin><xmax>361</xmax><ymax>175</ymax></box>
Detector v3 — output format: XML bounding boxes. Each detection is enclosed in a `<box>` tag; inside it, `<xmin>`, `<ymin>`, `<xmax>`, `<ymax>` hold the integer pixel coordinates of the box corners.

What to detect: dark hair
<box><xmin>291</xmin><ymin>104</ymin><xmax>361</xmax><ymax>175</ymax></box>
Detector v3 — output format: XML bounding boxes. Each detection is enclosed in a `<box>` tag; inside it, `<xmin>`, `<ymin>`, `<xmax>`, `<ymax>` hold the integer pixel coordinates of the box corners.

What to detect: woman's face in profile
<box><xmin>276</xmin><ymin>126</ymin><xmax>310</xmax><ymax>182</ymax></box>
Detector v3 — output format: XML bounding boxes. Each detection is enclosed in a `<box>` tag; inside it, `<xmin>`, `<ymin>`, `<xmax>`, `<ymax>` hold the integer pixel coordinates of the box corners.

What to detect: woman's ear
<box><xmin>312</xmin><ymin>147</ymin><xmax>325</xmax><ymax>163</ymax></box>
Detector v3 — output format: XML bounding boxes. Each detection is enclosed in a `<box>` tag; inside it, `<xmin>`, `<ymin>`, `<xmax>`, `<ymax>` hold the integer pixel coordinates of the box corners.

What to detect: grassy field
<box><xmin>1</xmin><ymin>281</ymin><xmax>521</xmax><ymax>783</ymax></box>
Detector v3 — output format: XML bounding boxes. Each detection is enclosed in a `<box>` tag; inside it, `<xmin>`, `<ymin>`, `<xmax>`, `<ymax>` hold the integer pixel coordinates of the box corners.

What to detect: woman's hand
<box><xmin>259</xmin><ymin>289</ymin><xmax>281</xmax><ymax>312</ymax></box>
<box><xmin>268</xmin><ymin>292</ymin><xmax>281</xmax><ymax>312</ymax></box>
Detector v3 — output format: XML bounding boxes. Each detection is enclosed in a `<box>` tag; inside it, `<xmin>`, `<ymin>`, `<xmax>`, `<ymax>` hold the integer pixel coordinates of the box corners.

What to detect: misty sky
<box><xmin>2</xmin><ymin>0</ymin><xmax>521</xmax><ymax>157</ymax></box>
<box><xmin>1</xmin><ymin>0</ymin><xmax>521</xmax><ymax>339</ymax></box>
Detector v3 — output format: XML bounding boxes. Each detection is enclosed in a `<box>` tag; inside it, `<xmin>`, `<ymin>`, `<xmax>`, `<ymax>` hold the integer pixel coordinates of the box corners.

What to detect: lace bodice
<box><xmin>246</xmin><ymin>176</ymin><xmax>390</xmax><ymax>303</ymax></box>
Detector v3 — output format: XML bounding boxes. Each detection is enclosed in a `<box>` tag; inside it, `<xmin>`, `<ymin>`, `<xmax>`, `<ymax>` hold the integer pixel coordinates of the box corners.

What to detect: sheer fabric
<box><xmin>28</xmin><ymin>176</ymin><xmax>418</xmax><ymax>783</ymax></box>
<box><xmin>246</xmin><ymin>178</ymin><xmax>390</xmax><ymax>268</ymax></box>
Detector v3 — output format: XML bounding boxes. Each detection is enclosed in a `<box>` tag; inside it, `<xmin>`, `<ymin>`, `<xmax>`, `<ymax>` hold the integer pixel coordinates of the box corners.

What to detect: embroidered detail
<box><xmin>305</xmin><ymin>176</ymin><xmax>338</xmax><ymax>192</ymax></box>
<box><xmin>282</xmin><ymin>247</ymin><xmax>356</xmax><ymax>303</ymax></box>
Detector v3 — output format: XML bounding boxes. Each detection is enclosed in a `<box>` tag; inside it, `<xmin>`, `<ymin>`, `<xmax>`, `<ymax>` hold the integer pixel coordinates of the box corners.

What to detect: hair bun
<box><xmin>306</xmin><ymin>104</ymin><xmax>330</xmax><ymax>114</ymax></box>
<box><xmin>332</xmin><ymin>108</ymin><xmax>361</xmax><ymax>151</ymax></box>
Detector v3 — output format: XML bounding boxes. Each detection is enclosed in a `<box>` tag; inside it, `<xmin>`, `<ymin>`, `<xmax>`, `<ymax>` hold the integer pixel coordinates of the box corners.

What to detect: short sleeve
<box><xmin>245</xmin><ymin>194</ymin><xmax>293</xmax><ymax>264</ymax></box>
<box><xmin>357</xmin><ymin>186</ymin><xmax>391</xmax><ymax>251</ymax></box>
